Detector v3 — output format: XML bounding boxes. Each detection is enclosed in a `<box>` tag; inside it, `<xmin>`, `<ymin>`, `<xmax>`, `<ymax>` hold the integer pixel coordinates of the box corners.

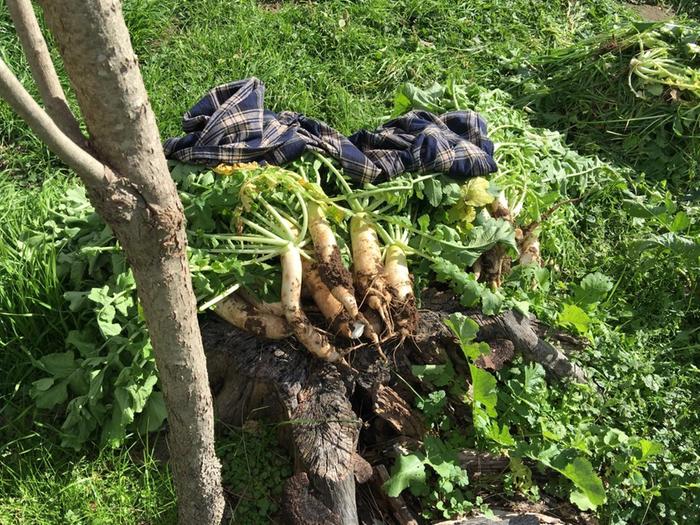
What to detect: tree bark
<box><xmin>6</xmin><ymin>0</ymin><xmax>83</xmax><ymax>144</ymax></box>
<box><xmin>0</xmin><ymin>1</ymin><xmax>226</xmax><ymax>523</ymax></box>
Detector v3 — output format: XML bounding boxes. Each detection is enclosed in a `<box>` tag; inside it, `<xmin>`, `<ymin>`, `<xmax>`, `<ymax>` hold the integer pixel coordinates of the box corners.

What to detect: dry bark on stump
<box><xmin>201</xmin><ymin>294</ymin><xmax>587</xmax><ymax>524</ymax></box>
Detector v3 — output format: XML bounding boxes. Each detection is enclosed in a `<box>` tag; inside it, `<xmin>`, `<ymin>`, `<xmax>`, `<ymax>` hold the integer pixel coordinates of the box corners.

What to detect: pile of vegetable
<box><xmin>29</xmin><ymin>80</ymin><xmax>630</xmax><ymax>449</ymax></box>
<box><xmin>505</xmin><ymin>20</ymin><xmax>700</xmax><ymax>188</ymax></box>
<box><xmin>34</xmin><ymin>151</ymin><xmax>522</xmax><ymax>447</ymax></box>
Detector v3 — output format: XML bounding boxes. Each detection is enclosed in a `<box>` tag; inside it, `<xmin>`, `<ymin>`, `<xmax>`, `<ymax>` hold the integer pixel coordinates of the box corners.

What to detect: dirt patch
<box><xmin>625</xmin><ymin>2</ymin><xmax>675</xmax><ymax>21</ymax></box>
<box><xmin>317</xmin><ymin>244</ymin><xmax>354</xmax><ymax>291</ymax></box>
<box><xmin>257</xmin><ymin>0</ymin><xmax>282</xmax><ymax>12</ymax></box>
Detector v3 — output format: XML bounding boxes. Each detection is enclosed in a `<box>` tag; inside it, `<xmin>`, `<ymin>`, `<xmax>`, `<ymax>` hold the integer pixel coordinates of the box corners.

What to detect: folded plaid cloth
<box><xmin>163</xmin><ymin>78</ymin><xmax>497</xmax><ymax>184</ymax></box>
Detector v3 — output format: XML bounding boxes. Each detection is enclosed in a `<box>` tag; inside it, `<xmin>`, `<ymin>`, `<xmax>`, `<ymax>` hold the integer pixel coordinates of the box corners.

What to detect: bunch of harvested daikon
<box><xmin>176</xmin><ymin>153</ymin><xmax>519</xmax><ymax>362</ymax></box>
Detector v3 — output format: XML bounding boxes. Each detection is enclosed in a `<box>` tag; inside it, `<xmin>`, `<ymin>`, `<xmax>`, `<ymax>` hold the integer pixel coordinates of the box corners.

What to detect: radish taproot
<box><xmin>301</xmin><ymin>256</ymin><xmax>355</xmax><ymax>339</ymax></box>
<box><xmin>384</xmin><ymin>242</ymin><xmax>418</xmax><ymax>336</ymax></box>
<box><xmin>308</xmin><ymin>201</ymin><xmax>360</xmax><ymax>319</ymax></box>
<box><xmin>214</xmin><ymin>293</ymin><xmax>290</xmax><ymax>339</ymax></box>
<box><xmin>350</xmin><ymin>213</ymin><xmax>394</xmax><ymax>335</ymax></box>
<box><xmin>281</xmin><ymin>242</ymin><xmax>341</xmax><ymax>362</ymax></box>
<box><xmin>207</xmin><ymin>164</ymin><xmax>343</xmax><ymax>361</ymax></box>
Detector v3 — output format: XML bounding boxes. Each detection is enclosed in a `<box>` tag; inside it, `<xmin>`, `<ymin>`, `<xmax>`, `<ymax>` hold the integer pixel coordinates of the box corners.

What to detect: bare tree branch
<box><xmin>0</xmin><ymin>58</ymin><xmax>112</xmax><ymax>188</ymax></box>
<box><xmin>6</xmin><ymin>0</ymin><xmax>84</xmax><ymax>144</ymax></box>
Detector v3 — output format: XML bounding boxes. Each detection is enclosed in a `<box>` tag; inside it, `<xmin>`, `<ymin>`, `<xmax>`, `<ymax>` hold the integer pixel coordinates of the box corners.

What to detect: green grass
<box><xmin>1</xmin><ymin>0</ymin><xmax>699</xmax><ymax>523</ymax></box>
<box><xmin>0</xmin><ymin>437</ymin><xmax>175</xmax><ymax>524</ymax></box>
<box><xmin>0</xmin><ymin>175</ymin><xmax>76</xmax><ymax>399</ymax></box>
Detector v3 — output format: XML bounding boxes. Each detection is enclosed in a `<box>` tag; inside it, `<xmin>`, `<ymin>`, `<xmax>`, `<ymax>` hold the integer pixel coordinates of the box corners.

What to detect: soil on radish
<box><xmin>317</xmin><ymin>244</ymin><xmax>354</xmax><ymax>291</ymax></box>
<box><xmin>389</xmin><ymin>295</ymin><xmax>418</xmax><ymax>336</ymax></box>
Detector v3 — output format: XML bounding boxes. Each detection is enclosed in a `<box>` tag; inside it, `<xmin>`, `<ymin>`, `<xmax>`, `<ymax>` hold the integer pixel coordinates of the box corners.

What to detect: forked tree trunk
<box><xmin>6</xmin><ymin>0</ymin><xmax>83</xmax><ymax>143</ymax></box>
<box><xmin>0</xmin><ymin>1</ymin><xmax>224</xmax><ymax>523</ymax></box>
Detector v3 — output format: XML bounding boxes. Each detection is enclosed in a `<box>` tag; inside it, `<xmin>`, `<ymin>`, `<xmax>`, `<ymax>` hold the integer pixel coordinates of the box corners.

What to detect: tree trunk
<box><xmin>1</xmin><ymin>1</ymin><xmax>226</xmax><ymax>523</ymax></box>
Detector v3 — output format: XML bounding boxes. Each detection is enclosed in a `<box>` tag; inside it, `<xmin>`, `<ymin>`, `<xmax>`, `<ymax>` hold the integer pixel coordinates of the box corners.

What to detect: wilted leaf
<box><xmin>462</xmin><ymin>177</ymin><xmax>495</xmax><ymax>207</ymax></box>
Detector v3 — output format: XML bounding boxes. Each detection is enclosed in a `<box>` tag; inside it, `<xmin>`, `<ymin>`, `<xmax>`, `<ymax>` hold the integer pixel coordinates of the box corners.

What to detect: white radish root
<box><xmin>384</xmin><ymin>244</ymin><xmax>413</xmax><ymax>303</ymax></box>
<box><xmin>350</xmin><ymin>213</ymin><xmax>393</xmax><ymax>336</ymax></box>
<box><xmin>308</xmin><ymin>202</ymin><xmax>360</xmax><ymax>319</ymax></box>
<box><xmin>517</xmin><ymin>226</ymin><xmax>542</xmax><ymax>266</ymax></box>
<box><xmin>302</xmin><ymin>257</ymin><xmax>355</xmax><ymax>339</ymax></box>
<box><xmin>236</xmin><ymin>289</ymin><xmax>285</xmax><ymax>317</ymax></box>
<box><xmin>384</xmin><ymin>243</ymin><xmax>418</xmax><ymax>337</ymax></box>
<box><xmin>281</xmin><ymin>243</ymin><xmax>341</xmax><ymax>362</ymax></box>
<box><xmin>214</xmin><ymin>293</ymin><xmax>291</xmax><ymax>339</ymax></box>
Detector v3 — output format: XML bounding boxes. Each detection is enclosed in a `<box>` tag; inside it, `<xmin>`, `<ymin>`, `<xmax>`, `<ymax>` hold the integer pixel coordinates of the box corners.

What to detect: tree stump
<box><xmin>201</xmin><ymin>290</ymin><xmax>586</xmax><ymax>524</ymax></box>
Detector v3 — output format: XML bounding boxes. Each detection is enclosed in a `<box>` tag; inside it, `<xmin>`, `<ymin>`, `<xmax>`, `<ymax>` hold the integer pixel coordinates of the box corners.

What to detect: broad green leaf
<box><xmin>137</xmin><ymin>391</ymin><xmax>168</xmax><ymax>434</ymax></box>
<box><xmin>88</xmin><ymin>369</ymin><xmax>106</xmax><ymax>400</ymax></box>
<box><xmin>445</xmin><ymin>312</ymin><xmax>479</xmax><ymax>343</ymax></box>
<box><xmin>411</xmin><ymin>363</ymin><xmax>455</xmax><ymax>387</ymax></box>
<box><xmin>632</xmin><ymin>233</ymin><xmax>700</xmax><ymax>261</ymax></box>
<box><xmin>129</xmin><ymin>374</ymin><xmax>159</xmax><ymax>413</ymax></box>
<box><xmin>469</xmin><ymin>364</ymin><xmax>498</xmax><ymax>417</ymax></box>
<box><xmin>32</xmin><ymin>379</ymin><xmax>68</xmax><ymax>409</ymax></box>
<box><xmin>562</xmin><ymin>458</ymin><xmax>606</xmax><ymax>510</ymax></box>
<box><xmin>570</xmin><ymin>490</ymin><xmax>597</xmax><ymax>511</ymax></box>
<box><xmin>621</xmin><ymin>199</ymin><xmax>666</xmax><ymax>219</ymax></box>
<box><xmin>464</xmin><ymin>218</ymin><xmax>517</xmax><ymax>256</ymax></box>
<box><xmin>574</xmin><ymin>272</ymin><xmax>613</xmax><ymax>306</ymax></box>
<box><xmin>485</xmin><ymin>421</ymin><xmax>516</xmax><ymax>447</ymax></box>
<box><xmin>423</xmin><ymin>178</ymin><xmax>443</xmax><ymax>207</ymax></box>
<box><xmin>113</xmin><ymin>294</ymin><xmax>134</xmax><ymax>316</ymax></box>
<box><xmin>559</xmin><ymin>304</ymin><xmax>591</xmax><ymax>334</ymax></box>
<box><xmin>445</xmin><ymin>313</ymin><xmax>491</xmax><ymax>360</ymax></box>
<box><xmin>114</xmin><ymin>386</ymin><xmax>136</xmax><ymax>425</ymax></box>
<box><xmin>384</xmin><ymin>453</ymin><xmax>428</xmax><ymax>497</ymax></box>
<box><xmin>603</xmin><ymin>429</ymin><xmax>629</xmax><ymax>447</ymax></box>
<box><xmin>67</xmin><ymin>368</ymin><xmax>90</xmax><ymax>396</ymax></box>
<box><xmin>66</xmin><ymin>330</ymin><xmax>98</xmax><ymax>357</ymax></box>
<box><xmin>102</xmin><ymin>411</ymin><xmax>128</xmax><ymax>447</ymax></box>
<box><xmin>481</xmin><ymin>288</ymin><xmax>503</xmax><ymax>315</ymax></box>
<box><xmin>394</xmin><ymin>82</ymin><xmax>447</xmax><ymax>114</ymax></box>
<box><xmin>63</xmin><ymin>291</ymin><xmax>88</xmax><ymax>312</ymax></box>
<box><xmin>31</xmin><ymin>377</ymin><xmax>55</xmax><ymax>392</ymax></box>
<box><xmin>670</xmin><ymin>211</ymin><xmax>690</xmax><ymax>232</ymax></box>
<box><xmin>87</xmin><ymin>286</ymin><xmax>112</xmax><ymax>306</ymax></box>
<box><xmin>38</xmin><ymin>352</ymin><xmax>77</xmax><ymax>379</ymax></box>
<box><xmin>637</xmin><ymin>439</ymin><xmax>663</xmax><ymax>461</ymax></box>
<box><xmin>423</xmin><ymin>436</ymin><xmax>469</xmax><ymax>485</ymax></box>
<box><xmin>97</xmin><ymin>304</ymin><xmax>122</xmax><ymax>337</ymax></box>
<box><xmin>459</xmin><ymin>276</ymin><xmax>483</xmax><ymax>307</ymax></box>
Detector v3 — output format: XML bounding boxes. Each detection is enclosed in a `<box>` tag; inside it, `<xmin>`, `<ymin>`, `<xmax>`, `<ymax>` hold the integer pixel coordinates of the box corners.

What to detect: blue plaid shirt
<box><xmin>163</xmin><ymin>78</ymin><xmax>497</xmax><ymax>184</ymax></box>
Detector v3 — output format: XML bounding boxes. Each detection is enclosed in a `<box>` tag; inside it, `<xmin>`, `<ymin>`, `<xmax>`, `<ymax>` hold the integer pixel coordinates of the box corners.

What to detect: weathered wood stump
<box><xmin>201</xmin><ymin>289</ymin><xmax>585</xmax><ymax>525</ymax></box>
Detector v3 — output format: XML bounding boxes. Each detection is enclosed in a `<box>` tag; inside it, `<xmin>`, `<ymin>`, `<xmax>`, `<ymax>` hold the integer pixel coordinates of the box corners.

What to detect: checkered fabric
<box><xmin>163</xmin><ymin>78</ymin><xmax>497</xmax><ymax>184</ymax></box>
